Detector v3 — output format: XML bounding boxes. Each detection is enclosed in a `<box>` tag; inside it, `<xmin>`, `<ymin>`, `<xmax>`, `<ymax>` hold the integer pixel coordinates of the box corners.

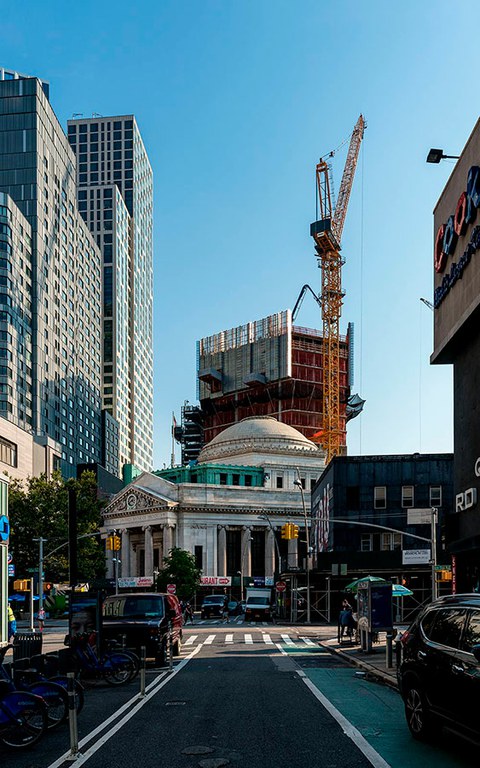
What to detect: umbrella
<box><xmin>392</xmin><ymin>584</ymin><xmax>413</xmax><ymax>597</ymax></box>
<box><xmin>345</xmin><ymin>575</ymin><xmax>386</xmax><ymax>593</ymax></box>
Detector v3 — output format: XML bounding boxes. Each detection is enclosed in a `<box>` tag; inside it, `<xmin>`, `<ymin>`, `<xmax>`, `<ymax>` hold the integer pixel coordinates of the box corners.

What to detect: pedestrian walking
<box><xmin>38</xmin><ymin>606</ymin><xmax>46</xmax><ymax>632</ymax></box>
<box><xmin>7</xmin><ymin>603</ymin><xmax>16</xmax><ymax>643</ymax></box>
<box><xmin>222</xmin><ymin>598</ymin><xmax>230</xmax><ymax>623</ymax></box>
<box><xmin>184</xmin><ymin>602</ymin><xmax>194</xmax><ymax>624</ymax></box>
<box><xmin>338</xmin><ymin>603</ymin><xmax>355</xmax><ymax>640</ymax></box>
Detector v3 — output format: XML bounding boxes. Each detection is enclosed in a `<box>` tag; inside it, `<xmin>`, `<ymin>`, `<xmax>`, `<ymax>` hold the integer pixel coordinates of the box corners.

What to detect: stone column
<box><xmin>287</xmin><ymin>536</ymin><xmax>298</xmax><ymax>569</ymax></box>
<box><xmin>162</xmin><ymin>525</ymin><xmax>174</xmax><ymax>565</ymax></box>
<box><xmin>217</xmin><ymin>526</ymin><xmax>227</xmax><ymax>576</ymax></box>
<box><xmin>106</xmin><ymin>547</ymin><xmax>114</xmax><ymax>579</ymax></box>
<box><xmin>121</xmin><ymin>529</ymin><xmax>131</xmax><ymax>577</ymax></box>
<box><xmin>241</xmin><ymin>526</ymin><xmax>252</xmax><ymax>577</ymax></box>
<box><xmin>265</xmin><ymin>528</ymin><xmax>275</xmax><ymax>578</ymax></box>
<box><xmin>143</xmin><ymin>525</ymin><xmax>153</xmax><ymax>576</ymax></box>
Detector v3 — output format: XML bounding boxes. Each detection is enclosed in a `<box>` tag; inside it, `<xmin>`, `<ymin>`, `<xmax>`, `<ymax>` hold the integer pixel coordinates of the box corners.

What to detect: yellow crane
<box><xmin>310</xmin><ymin>115</ymin><xmax>365</xmax><ymax>464</ymax></box>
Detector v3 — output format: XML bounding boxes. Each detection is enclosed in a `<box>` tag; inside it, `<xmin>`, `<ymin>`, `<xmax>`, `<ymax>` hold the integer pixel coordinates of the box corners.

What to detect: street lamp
<box><xmin>33</xmin><ymin>535</ymin><xmax>47</xmax><ymax>628</ymax></box>
<box><xmin>293</xmin><ymin>475</ymin><xmax>311</xmax><ymax>624</ymax></box>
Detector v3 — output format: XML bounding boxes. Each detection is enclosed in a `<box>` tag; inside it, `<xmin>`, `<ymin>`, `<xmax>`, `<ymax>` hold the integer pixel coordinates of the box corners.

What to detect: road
<box><xmin>3</xmin><ymin>618</ymin><xmax>476</xmax><ymax>768</ymax></box>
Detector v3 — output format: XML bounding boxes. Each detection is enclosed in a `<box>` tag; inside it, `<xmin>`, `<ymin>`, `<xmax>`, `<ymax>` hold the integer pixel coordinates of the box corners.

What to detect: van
<box><xmin>102</xmin><ymin>592</ymin><xmax>183</xmax><ymax>665</ymax></box>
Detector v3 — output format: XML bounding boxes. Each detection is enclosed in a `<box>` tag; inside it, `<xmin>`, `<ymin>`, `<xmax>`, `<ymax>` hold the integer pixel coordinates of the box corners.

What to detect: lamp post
<box><xmin>293</xmin><ymin>475</ymin><xmax>311</xmax><ymax>624</ymax></box>
<box><xmin>112</xmin><ymin>557</ymin><xmax>121</xmax><ymax>595</ymax></box>
<box><xmin>431</xmin><ymin>507</ymin><xmax>438</xmax><ymax>602</ymax></box>
<box><xmin>33</xmin><ymin>536</ymin><xmax>47</xmax><ymax>626</ymax></box>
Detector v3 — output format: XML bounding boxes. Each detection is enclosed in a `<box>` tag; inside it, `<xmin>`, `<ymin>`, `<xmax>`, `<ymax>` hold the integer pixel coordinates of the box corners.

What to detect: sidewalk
<box><xmin>310</xmin><ymin>624</ymin><xmax>399</xmax><ymax>689</ymax></box>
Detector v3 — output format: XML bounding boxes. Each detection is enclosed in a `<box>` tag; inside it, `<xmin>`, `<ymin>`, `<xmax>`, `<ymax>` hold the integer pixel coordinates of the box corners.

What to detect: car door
<box><xmin>423</xmin><ymin>607</ymin><xmax>466</xmax><ymax>723</ymax></box>
<box><xmin>452</xmin><ymin>609</ymin><xmax>480</xmax><ymax>740</ymax></box>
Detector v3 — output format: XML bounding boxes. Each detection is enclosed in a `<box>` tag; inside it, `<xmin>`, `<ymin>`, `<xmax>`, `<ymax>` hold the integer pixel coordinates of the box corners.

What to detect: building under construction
<box><xmin>174</xmin><ymin>310</ymin><xmax>358</xmax><ymax>464</ymax></box>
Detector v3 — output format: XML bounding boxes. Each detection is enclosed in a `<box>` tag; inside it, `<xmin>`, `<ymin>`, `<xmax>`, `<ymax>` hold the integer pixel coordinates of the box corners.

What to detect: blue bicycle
<box><xmin>69</xmin><ymin>633</ymin><xmax>138</xmax><ymax>685</ymax></box>
<box><xmin>0</xmin><ymin>686</ymin><xmax>48</xmax><ymax>749</ymax></box>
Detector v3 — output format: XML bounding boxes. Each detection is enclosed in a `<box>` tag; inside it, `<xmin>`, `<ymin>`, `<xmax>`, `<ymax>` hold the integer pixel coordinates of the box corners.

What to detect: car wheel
<box><xmin>173</xmin><ymin>636</ymin><xmax>182</xmax><ymax>656</ymax></box>
<box><xmin>404</xmin><ymin>683</ymin><xmax>433</xmax><ymax>741</ymax></box>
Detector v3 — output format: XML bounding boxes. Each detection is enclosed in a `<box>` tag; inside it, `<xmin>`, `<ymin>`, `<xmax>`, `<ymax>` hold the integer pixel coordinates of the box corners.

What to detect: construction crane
<box><xmin>310</xmin><ymin>115</ymin><xmax>366</xmax><ymax>463</ymax></box>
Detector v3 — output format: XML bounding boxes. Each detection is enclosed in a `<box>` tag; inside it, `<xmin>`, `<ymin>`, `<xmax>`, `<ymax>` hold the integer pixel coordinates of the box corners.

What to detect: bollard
<box><xmin>386</xmin><ymin>632</ymin><xmax>393</xmax><ymax>669</ymax></box>
<box><xmin>66</xmin><ymin>672</ymin><xmax>81</xmax><ymax>760</ymax></box>
<box><xmin>121</xmin><ymin>634</ymin><xmax>127</xmax><ymax>649</ymax></box>
<box><xmin>168</xmin><ymin>622</ymin><xmax>173</xmax><ymax>672</ymax></box>
<box><xmin>140</xmin><ymin>645</ymin><xmax>146</xmax><ymax>697</ymax></box>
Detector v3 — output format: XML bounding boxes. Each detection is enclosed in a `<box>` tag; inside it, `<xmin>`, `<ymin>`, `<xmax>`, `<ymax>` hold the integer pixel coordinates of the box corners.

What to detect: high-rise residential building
<box><xmin>0</xmin><ymin>68</ymin><xmax>106</xmax><ymax>478</ymax></box>
<box><xmin>67</xmin><ymin>116</ymin><xmax>154</xmax><ymax>474</ymax></box>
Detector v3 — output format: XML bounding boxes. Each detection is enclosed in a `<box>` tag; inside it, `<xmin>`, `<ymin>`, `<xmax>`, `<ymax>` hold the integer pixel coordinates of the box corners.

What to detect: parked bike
<box><xmin>68</xmin><ymin>633</ymin><xmax>138</xmax><ymax>685</ymax></box>
<box><xmin>0</xmin><ymin>686</ymin><xmax>48</xmax><ymax>749</ymax></box>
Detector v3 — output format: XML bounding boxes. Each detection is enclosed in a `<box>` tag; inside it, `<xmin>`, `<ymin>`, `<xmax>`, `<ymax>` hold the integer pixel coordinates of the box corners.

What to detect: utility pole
<box><xmin>431</xmin><ymin>507</ymin><xmax>438</xmax><ymax>602</ymax></box>
<box><xmin>33</xmin><ymin>536</ymin><xmax>47</xmax><ymax>621</ymax></box>
<box><xmin>294</xmin><ymin>471</ymin><xmax>311</xmax><ymax>624</ymax></box>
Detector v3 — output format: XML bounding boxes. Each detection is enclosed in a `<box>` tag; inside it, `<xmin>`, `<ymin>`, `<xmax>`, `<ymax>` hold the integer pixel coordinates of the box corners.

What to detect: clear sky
<box><xmin>2</xmin><ymin>0</ymin><xmax>476</xmax><ymax>469</ymax></box>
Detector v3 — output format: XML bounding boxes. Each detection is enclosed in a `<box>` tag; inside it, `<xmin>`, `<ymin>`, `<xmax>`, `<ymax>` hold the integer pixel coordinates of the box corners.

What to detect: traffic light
<box><xmin>13</xmin><ymin>579</ymin><xmax>29</xmax><ymax>591</ymax></box>
<box><xmin>106</xmin><ymin>535</ymin><xmax>121</xmax><ymax>551</ymax></box>
<box><xmin>291</xmin><ymin>524</ymin><xmax>299</xmax><ymax>539</ymax></box>
<box><xmin>281</xmin><ymin>524</ymin><xmax>290</xmax><ymax>540</ymax></box>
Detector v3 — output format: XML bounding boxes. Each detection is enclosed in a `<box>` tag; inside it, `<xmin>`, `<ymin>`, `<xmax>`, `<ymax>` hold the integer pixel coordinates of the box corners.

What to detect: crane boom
<box><xmin>310</xmin><ymin>115</ymin><xmax>365</xmax><ymax>463</ymax></box>
<box><xmin>332</xmin><ymin>115</ymin><xmax>365</xmax><ymax>243</ymax></box>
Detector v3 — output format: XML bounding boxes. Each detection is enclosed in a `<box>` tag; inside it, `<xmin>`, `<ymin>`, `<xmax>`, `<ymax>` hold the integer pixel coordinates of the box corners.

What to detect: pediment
<box><xmin>103</xmin><ymin>485</ymin><xmax>177</xmax><ymax>519</ymax></box>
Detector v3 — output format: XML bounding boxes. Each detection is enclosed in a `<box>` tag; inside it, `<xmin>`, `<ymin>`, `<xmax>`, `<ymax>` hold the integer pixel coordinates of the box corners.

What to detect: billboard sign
<box><xmin>403</xmin><ymin>549</ymin><xmax>431</xmax><ymax>565</ymax></box>
<box><xmin>200</xmin><ymin>576</ymin><xmax>232</xmax><ymax>587</ymax></box>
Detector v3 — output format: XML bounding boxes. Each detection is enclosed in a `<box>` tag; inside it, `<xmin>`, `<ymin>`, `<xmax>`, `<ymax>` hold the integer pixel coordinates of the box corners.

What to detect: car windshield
<box><xmin>203</xmin><ymin>596</ymin><xmax>225</xmax><ymax>605</ymax></box>
<box><xmin>103</xmin><ymin>597</ymin><xmax>164</xmax><ymax>619</ymax></box>
<box><xmin>247</xmin><ymin>597</ymin><xmax>270</xmax><ymax>606</ymax></box>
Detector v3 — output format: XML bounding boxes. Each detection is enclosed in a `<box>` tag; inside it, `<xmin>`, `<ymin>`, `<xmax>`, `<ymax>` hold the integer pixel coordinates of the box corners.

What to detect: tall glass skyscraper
<box><xmin>0</xmin><ymin>69</ymin><xmax>104</xmax><ymax>477</ymax></box>
<box><xmin>67</xmin><ymin>116</ymin><xmax>154</xmax><ymax>473</ymax></box>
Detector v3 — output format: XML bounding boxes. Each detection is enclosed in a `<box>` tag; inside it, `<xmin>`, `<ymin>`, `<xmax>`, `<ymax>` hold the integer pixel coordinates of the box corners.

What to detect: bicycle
<box><xmin>12</xmin><ymin>654</ymin><xmax>85</xmax><ymax>716</ymax></box>
<box><xmin>0</xmin><ymin>646</ymin><xmax>68</xmax><ymax>730</ymax></box>
<box><xmin>0</xmin><ymin>685</ymin><xmax>48</xmax><ymax>749</ymax></box>
<box><xmin>69</xmin><ymin>633</ymin><xmax>138</xmax><ymax>686</ymax></box>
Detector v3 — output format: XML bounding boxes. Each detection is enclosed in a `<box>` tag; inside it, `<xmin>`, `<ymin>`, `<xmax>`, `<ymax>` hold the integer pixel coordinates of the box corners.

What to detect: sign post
<box><xmin>166</xmin><ymin>584</ymin><xmax>176</xmax><ymax>595</ymax></box>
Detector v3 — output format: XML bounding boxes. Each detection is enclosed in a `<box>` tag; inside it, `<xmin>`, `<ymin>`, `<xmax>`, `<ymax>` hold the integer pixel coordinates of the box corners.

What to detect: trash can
<box><xmin>12</xmin><ymin>632</ymin><xmax>43</xmax><ymax>663</ymax></box>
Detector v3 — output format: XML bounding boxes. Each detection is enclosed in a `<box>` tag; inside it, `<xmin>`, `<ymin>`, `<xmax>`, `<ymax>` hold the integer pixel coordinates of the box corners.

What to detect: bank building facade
<box><xmin>102</xmin><ymin>417</ymin><xmax>325</xmax><ymax>586</ymax></box>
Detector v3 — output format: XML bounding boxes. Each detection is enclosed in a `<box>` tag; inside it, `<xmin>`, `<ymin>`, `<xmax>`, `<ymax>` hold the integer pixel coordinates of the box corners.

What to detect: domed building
<box><xmin>102</xmin><ymin>417</ymin><xmax>325</xmax><ymax>592</ymax></box>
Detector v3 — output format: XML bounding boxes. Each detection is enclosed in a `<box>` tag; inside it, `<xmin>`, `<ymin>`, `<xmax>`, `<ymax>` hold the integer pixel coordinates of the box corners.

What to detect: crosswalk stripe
<box><xmin>225</xmin><ymin>634</ymin><xmax>234</xmax><ymax>643</ymax></box>
<box><xmin>184</xmin><ymin>636</ymin><xmax>197</xmax><ymax>646</ymax></box>
<box><xmin>244</xmin><ymin>634</ymin><xmax>253</xmax><ymax>644</ymax></box>
<box><xmin>281</xmin><ymin>634</ymin><xmax>297</xmax><ymax>646</ymax></box>
<box><xmin>263</xmin><ymin>634</ymin><xmax>274</xmax><ymax>645</ymax></box>
<box><xmin>300</xmin><ymin>637</ymin><xmax>316</xmax><ymax>646</ymax></box>
<box><xmin>204</xmin><ymin>635</ymin><xmax>215</xmax><ymax>645</ymax></box>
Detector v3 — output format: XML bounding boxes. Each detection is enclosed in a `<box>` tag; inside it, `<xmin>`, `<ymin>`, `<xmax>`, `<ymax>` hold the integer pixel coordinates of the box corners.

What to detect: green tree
<box><xmin>156</xmin><ymin>547</ymin><xmax>201</xmax><ymax>601</ymax></box>
<box><xmin>8</xmin><ymin>470</ymin><xmax>106</xmax><ymax>584</ymax></box>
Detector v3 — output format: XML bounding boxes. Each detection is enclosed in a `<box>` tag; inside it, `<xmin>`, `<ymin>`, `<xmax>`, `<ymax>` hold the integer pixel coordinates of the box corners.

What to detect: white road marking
<box><xmin>281</xmin><ymin>634</ymin><xmax>297</xmax><ymax>646</ymax></box>
<box><xmin>204</xmin><ymin>634</ymin><xmax>216</xmax><ymax>645</ymax></box>
<box><xmin>263</xmin><ymin>634</ymin><xmax>274</xmax><ymax>644</ymax></box>
<box><xmin>225</xmin><ymin>634</ymin><xmax>234</xmax><ymax>643</ymax></box>
<box><xmin>244</xmin><ymin>634</ymin><xmax>253</xmax><ymax>644</ymax></box>
<box><xmin>298</xmin><ymin>673</ymin><xmax>392</xmax><ymax>768</ymax></box>
<box><xmin>46</xmin><ymin>646</ymin><xmax>202</xmax><ymax>768</ymax></box>
<box><xmin>184</xmin><ymin>635</ymin><xmax>197</xmax><ymax>645</ymax></box>
<box><xmin>300</xmin><ymin>637</ymin><xmax>316</xmax><ymax>646</ymax></box>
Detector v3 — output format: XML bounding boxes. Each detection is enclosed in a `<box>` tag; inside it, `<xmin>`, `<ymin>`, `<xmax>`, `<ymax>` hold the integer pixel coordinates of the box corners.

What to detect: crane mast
<box><xmin>310</xmin><ymin>115</ymin><xmax>365</xmax><ymax>463</ymax></box>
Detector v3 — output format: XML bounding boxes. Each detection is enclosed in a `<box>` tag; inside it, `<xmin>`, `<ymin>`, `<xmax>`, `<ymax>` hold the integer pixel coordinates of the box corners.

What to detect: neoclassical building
<box><xmin>102</xmin><ymin>417</ymin><xmax>325</xmax><ymax>584</ymax></box>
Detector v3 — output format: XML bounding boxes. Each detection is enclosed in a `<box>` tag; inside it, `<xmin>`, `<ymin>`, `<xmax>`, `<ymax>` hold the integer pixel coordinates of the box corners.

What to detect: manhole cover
<box><xmin>199</xmin><ymin>759</ymin><xmax>230</xmax><ymax>768</ymax></box>
<box><xmin>182</xmin><ymin>746</ymin><xmax>215</xmax><ymax>755</ymax></box>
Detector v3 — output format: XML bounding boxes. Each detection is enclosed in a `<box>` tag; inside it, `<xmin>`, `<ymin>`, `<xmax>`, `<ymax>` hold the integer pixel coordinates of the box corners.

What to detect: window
<box><xmin>361</xmin><ymin>534</ymin><xmax>373</xmax><ymax>552</ymax></box>
<box><xmin>0</xmin><ymin>435</ymin><xmax>17</xmax><ymax>467</ymax></box>
<box><xmin>374</xmin><ymin>486</ymin><xmax>386</xmax><ymax>509</ymax></box>
<box><xmin>232</xmin><ymin>474</ymin><xmax>240</xmax><ymax>485</ymax></box>
<box><xmin>276</xmin><ymin>475</ymin><xmax>283</xmax><ymax>489</ymax></box>
<box><xmin>429</xmin><ymin>609</ymin><xmax>466</xmax><ymax>649</ymax></box>
<box><xmin>346</xmin><ymin>485</ymin><xmax>360</xmax><ymax>509</ymax></box>
<box><xmin>219</xmin><ymin>473</ymin><xmax>227</xmax><ymax>485</ymax></box>
<box><xmin>381</xmin><ymin>533</ymin><xmax>402</xmax><ymax>551</ymax></box>
<box><xmin>430</xmin><ymin>485</ymin><xmax>442</xmax><ymax>507</ymax></box>
<box><xmin>244</xmin><ymin>475</ymin><xmax>252</xmax><ymax>487</ymax></box>
<box><xmin>461</xmin><ymin>611</ymin><xmax>480</xmax><ymax>652</ymax></box>
<box><xmin>402</xmin><ymin>485</ymin><xmax>414</xmax><ymax>508</ymax></box>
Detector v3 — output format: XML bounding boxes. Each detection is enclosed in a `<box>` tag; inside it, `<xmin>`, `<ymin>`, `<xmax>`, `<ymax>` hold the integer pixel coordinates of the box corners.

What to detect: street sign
<box><xmin>276</xmin><ymin>581</ymin><xmax>287</xmax><ymax>592</ymax></box>
<box><xmin>117</xmin><ymin>576</ymin><xmax>153</xmax><ymax>588</ymax></box>
<box><xmin>403</xmin><ymin>549</ymin><xmax>431</xmax><ymax>565</ymax></box>
<box><xmin>167</xmin><ymin>583</ymin><xmax>176</xmax><ymax>594</ymax></box>
<box><xmin>8</xmin><ymin>563</ymin><xmax>14</xmax><ymax>577</ymax></box>
<box><xmin>407</xmin><ymin>509</ymin><xmax>432</xmax><ymax>525</ymax></box>
<box><xmin>200</xmin><ymin>576</ymin><xmax>232</xmax><ymax>587</ymax></box>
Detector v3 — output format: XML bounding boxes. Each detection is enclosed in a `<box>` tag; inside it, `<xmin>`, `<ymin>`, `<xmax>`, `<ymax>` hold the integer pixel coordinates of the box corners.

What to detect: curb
<box><xmin>319</xmin><ymin>640</ymin><xmax>399</xmax><ymax>691</ymax></box>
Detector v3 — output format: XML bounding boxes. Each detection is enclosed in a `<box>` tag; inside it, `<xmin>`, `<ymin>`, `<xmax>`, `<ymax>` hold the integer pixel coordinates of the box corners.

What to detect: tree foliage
<box><xmin>156</xmin><ymin>547</ymin><xmax>201</xmax><ymax>601</ymax></box>
<box><xmin>8</xmin><ymin>470</ymin><xmax>106</xmax><ymax>584</ymax></box>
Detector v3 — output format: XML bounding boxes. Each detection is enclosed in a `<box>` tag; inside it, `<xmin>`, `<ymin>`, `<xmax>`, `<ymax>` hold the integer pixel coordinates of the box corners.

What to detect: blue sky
<box><xmin>2</xmin><ymin>1</ymin><xmax>476</xmax><ymax>468</ymax></box>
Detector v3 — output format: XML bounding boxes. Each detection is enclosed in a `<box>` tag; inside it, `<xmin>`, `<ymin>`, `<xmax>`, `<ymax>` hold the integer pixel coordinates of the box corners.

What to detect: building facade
<box><xmin>67</xmin><ymin>116</ymin><xmax>154</xmax><ymax>475</ymax></box>
<box><xmin>102</xmin><ymin>417</ymin><xmax>326</xmax><ymax>589</ymax></box>
<box><xmin>432</xmin><ymin>118</ymin><xmax>480</xmax><ymax>591</ymax></box>
<box><xmin>0</xmin><ymin>70</ymin><xmax>105</xmax><ymax>478</ymax></box>
<box><xmin>311</xmin><ymin>454</ymin><xmax>454</xmax><ymax>603</ymax></box>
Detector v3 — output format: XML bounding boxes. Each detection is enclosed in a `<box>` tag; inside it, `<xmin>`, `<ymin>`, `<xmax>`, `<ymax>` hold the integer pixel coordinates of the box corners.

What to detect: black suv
<box><xmin>102</xmin><ymin>593</ymin><xmax>183</xmax><ymax>665</ymax></box>
<box><xmin>397</xmin><ymin>593</ymin><xmax>480</xmax><ymax>745</ymax></box>
<box><xmin>201</xmin><ymin>595</ymin><xmax>226</xmax><ymax>619</ymax></box>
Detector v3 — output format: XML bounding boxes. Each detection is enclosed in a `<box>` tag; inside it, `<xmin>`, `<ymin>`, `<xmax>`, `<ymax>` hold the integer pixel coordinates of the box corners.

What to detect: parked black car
<box><xmin>397</xmin><ymin>593</ymin><xmax>480</xmax><ymax>745</ymax></box>
<box><xmin>102</xmin><ymin>593</ymin><xmax>183</xmax><ymax>665</ymax></box>
<box><xmin>201</xmin><ymin>595</ymin><xmax>226</xmax><ymax>619</ymax></box>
